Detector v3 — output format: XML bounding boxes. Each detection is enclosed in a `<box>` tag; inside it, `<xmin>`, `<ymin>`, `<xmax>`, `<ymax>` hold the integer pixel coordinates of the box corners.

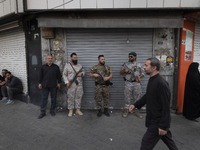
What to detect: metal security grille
<box><xmin>194</xmin><ymin>23</ymin><xmax>200</xmax><ymax>70</ymax></box>
<box><xmin>0</xmin><ymin>28</ymin><xmax>27</xmax><ymax>92</ymax></box>
<box><xmin>66</xmin><ymin>29</ymin><xmax>152</xmax><ymax>109</ymax></box>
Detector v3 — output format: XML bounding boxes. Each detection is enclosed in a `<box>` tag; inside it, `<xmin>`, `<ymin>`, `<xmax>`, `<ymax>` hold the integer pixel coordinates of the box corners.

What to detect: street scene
<box><xmin>1</xmin><ymin>0</ymin><xmax>200</xmax><ymax>150</ymax></box>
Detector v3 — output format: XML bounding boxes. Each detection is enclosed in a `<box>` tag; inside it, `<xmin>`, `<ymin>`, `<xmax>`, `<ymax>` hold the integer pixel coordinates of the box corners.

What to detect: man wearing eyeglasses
<box><xmin>120</xmin><ymin>52</ymin><xmax>144</xmax><ymax>118</ymax></box>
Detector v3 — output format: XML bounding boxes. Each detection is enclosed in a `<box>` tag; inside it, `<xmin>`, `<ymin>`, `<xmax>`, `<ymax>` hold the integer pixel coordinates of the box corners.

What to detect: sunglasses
<box><xmin>129</xmin><ymin>55</ymin><xmax>134</xmax><ymax>58</ymax></box>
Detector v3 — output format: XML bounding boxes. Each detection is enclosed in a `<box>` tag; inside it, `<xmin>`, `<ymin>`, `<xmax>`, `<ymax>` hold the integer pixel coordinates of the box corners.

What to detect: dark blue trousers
<box><xmin>40</xmin><ymin>87</ymin><xmax>57</xmax><ymax>114</ymax></box>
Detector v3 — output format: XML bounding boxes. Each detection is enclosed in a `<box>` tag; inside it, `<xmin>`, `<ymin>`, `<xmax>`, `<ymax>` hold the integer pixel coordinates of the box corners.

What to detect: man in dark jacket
<box><xmin>0</xmin><ymin>71</ymin><xmax>23</xmax><ymax>105</ymax></box>
<box><xmin>129</xmin><ymin>57</ymin><xmax>178</xmax><ymax>150</ymax></box>
<box><xmin>0</xmin><ymin>69</ymin><xmax>8</xmax><ymax>99</ymax></box>
<box><xmin>38</xmin><ymin>55</ymin><xmax>62</xmax><ymax>119</ymax></box>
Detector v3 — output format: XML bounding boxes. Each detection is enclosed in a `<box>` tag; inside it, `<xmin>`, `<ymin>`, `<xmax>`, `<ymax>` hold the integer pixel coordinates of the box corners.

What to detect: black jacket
<box><xmin>134</xmin><ymin>74</ymin><xmax>171</xmax><ymax>130</ymax></box>
<box><xmin>39</xmin><ymin>64</ymin><xmax>62</xmax><ymax>88</ymax></box>
<box><xmin>6</xmin><ymin>76</ymin><xmax>23</xmax><ymax>91</ymax></box>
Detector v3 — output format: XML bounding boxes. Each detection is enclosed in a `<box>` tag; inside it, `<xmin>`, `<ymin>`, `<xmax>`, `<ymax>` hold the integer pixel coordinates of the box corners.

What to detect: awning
<box><xmin>37</xmin><ymin>17</ymin><xmax>183</xmax><ymax>28</ymax></box>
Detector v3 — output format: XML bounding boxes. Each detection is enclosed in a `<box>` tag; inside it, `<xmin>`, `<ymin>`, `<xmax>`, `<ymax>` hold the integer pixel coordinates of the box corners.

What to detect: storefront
<box><xmin>35</xmin><ymin>13</ymin><xmax>183</xmax><ymax>109</ymax></box>
<box><xmin>0</xmin><ymin>25</ymin><xmax>28</xmax><ymax>93</ymax></box>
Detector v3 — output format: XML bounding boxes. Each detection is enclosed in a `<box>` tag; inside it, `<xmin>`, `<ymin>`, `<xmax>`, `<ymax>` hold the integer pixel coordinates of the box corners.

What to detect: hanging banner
<box><xmin>185</xmin><ymin>30</ymin><xmax>193</xmax><ymax>61</ymax></box>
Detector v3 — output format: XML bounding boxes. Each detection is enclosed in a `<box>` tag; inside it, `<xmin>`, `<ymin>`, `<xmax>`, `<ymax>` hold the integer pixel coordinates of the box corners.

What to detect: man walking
<box><xmin>0</xmin><ymin>71</ymin><xmax>23</xmax><ymax>105</ymax></box>
<box><xmin>90</xmin><ymin>55</ymin><xmax>112</xmax><ymax>117</ymax></box>
<box><xmin>63</xmin><ymin>53</ymin><xmax>85</xmax><ymax>117</ymax></box>
<box><xmin>120</xmin><ymin>52</ymin><xmax>144</xmax><ymax>118</ymax></box>
<box><xmin>38</xmin><ymin>55</ymin><xmax>62</xmax><ymax>119</ymax></box>
<box><xmin>129</xmin><ymin>57</ymin><xmax>178</xmax><ymax>150</ymax></box>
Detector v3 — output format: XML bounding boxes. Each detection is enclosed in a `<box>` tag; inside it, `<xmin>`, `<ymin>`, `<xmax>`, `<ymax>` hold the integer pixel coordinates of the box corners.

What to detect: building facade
<box><xmin>0</xmin><ymin>0</ymin><xmax>200</xmax><ymax>110</ymax></box>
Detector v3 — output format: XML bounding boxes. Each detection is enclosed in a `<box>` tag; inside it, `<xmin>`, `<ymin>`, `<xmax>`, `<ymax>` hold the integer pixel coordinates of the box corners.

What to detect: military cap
<box><xmin>129</xmin><ymin>52</ymin><xmax>137</xmax><ymax>56</ymax></box>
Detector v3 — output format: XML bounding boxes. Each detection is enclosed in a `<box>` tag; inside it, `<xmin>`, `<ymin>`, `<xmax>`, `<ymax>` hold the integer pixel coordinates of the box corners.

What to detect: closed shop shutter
<box><xmin>66</xmin><ymin>29</ymin><xmax>152</xmax><ymax>109</ymax></box>
<box><xmin>194</xmin><ymin>23</ymin><xmax>200</xmax><ymax>70</ymax></box>
<box><xmin>0</xmin><ymin>28</ymin><xmax>27</xmax><ymax>92</ymax></box>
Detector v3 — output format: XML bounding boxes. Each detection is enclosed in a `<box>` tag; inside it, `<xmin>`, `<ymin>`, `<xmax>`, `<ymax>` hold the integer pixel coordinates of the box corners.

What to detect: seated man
<box><xmin>0</xmin><ymin>71</ymin><xmax>23</xmax><ymax>105</ymax></box>
<box><xmin>0</xmin><ymin>69</ymin><xmax>8</xmax><ymax>99</ymax></box>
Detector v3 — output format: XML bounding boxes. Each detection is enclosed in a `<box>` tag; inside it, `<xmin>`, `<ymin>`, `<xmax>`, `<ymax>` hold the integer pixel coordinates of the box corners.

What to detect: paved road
<box><xmin>0</xmin><ymin>100</ymin><xmax>199</xmax><ymax>150</ymax></box>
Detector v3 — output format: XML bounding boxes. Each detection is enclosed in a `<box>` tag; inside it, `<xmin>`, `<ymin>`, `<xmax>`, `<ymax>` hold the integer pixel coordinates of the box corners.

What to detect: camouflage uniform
<box><xmin>90</xmin><ymin>63</ymin><xmax>112</xmax><ymax>109</ymax></box>
<box><xmin>63</xmin><ymin>63</ymin><xmax>85</xmax><ymax>110</ymax></box>
<box><xmin>121</xmin><ymin>62</ymin><xmax>144</xmax><ymax>109</ymax></box>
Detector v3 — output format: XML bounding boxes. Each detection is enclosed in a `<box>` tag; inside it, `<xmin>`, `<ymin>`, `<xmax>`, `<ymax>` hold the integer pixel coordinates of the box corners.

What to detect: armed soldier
<box><xmin>90</xmin><ymin>55</ymin><xmax>113</xmax><ymax>117</ymax></box>
<box><xmin>63</xmin><ymin>53</ymin><xmax>85</xmax><ymax>117</ymax></box>
<box><xmin>120</xmin><ymin>52</ymin><xmax>144</xmax><ymax>118</ymax></box>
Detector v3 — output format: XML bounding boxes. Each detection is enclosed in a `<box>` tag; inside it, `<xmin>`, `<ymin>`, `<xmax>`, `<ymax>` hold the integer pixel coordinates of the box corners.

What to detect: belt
<box><xmin>124</xmin><ymin>78</ymin><xmax>136</xmax><ymax>82</ymax></box>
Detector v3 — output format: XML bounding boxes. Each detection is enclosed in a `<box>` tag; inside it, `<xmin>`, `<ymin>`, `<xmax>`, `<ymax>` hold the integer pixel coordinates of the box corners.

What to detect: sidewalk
<box><xmin>0</xmin><ymin>100</ymin><xmax>199</xmax><ymax>150</ymax></box>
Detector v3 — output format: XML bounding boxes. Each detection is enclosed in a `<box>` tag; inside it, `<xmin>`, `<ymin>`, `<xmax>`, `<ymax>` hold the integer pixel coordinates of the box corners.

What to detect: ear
<box><xmin>152</xmin><ymin>66</ymin><xmax>157</xmax><ymax>71</ymax></box>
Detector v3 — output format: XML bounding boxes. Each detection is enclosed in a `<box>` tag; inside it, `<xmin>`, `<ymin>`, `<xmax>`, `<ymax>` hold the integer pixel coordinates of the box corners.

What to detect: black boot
<box><xmin>104</xmin><ymin>108</ymin><xmax>110</xmax><ymax>117</ymax></box>
<box><xmin>97</xmin><ymin>109</ymin><xmax>102</xmax><ymax>117</ymax></box>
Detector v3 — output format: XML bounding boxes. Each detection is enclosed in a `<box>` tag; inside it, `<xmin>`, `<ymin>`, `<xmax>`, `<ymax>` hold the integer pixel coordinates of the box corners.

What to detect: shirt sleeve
<box><xmin>158</xmin><ymin>83</ymin><xmax>171</xmax><ymax>130</ymax></box>
<box><xmin>57</xmin><ymin>66</ymin><xmax>62</xmax><ymax>84</ymax></box>
<box><xmin>134</xmin><ymin>94</ymin><xmax>147</xmax><ymax>109</ymax></box>
<box><xmin>63</xmin><ymin>64</ymin><xmax>70</xmax><ymax>84</ymax></box>
<box><xmin>38</xmin><ymin>66</ymin><xmax>43</xmax><ymax>84</ymax></box>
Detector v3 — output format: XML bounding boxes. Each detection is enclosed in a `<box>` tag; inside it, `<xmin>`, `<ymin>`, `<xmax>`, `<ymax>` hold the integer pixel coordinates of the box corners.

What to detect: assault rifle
<box><xmin>68</xmin><ymin>67</ymin><xmax>83</xmax><ymax>88</ymax></box>
<box><xmin>95</xmin><ymin>71</ymin><xmax>113</xmax><ymax>86</ymax></box>
<box><xmin>123</xmin><ymin>63</ymin><xmax>140</xmax><ymax>81</ymax></box>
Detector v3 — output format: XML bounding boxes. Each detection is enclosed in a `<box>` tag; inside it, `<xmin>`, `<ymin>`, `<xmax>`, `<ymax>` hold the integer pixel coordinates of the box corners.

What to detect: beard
<box><xmin>72</xmin><ymin>60</ymin><xmax>78</xmax><ymax>65</ymax></box>
<box><xmin>100</xmin><ymin>62</ymin><xmax>105</xmax><ymax>65</ymax></box>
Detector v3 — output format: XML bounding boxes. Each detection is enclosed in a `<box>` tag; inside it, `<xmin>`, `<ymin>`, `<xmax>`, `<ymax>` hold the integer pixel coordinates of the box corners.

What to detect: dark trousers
<box><xmin>141</xmin><ymin>126</ymin><xmax>178</xmax><ymax>150</ymax></box>
<box><xmin>40</xmin><ymin>87</ymin><xmax>57</xmax><ymax>114</ymax></box>
<box><xmin>1</xmin><ymin>86</ymin><xmax>22</xmax><ymax>100</ymax></box>
<box><xmin>0</xmin><ymin>85</ymin><xmax>3</xmax><ymax>99</ymax></box>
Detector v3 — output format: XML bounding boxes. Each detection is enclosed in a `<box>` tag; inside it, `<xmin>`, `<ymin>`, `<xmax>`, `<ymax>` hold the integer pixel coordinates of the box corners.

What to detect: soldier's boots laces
<box><xmin>68</xmin><ymin>109</ymin><xmax>73</xmax><ymax>117</ymax></box>
<box><xmin>104</xmin><ymin>108</ymin><xmax>110</xmax><ymax>117</ymax></box>
<box><xmin>97</xmin><ymin>109</ymin><xmax>102</xmax><ymax>117</ymax></box>
<box><xmin>76</xmin><ymin>109</ymin><xmax>83</xmax><ymax>116</ymax></box>
<box><xmin>134</xmin><ymin>109</ymin><xmax>143</xmax><ymax>119</ymax></box>
<box><xmin>122</xmin><ymin>109</ymin><xmax>129</xmax><ymax>118</ymax></box>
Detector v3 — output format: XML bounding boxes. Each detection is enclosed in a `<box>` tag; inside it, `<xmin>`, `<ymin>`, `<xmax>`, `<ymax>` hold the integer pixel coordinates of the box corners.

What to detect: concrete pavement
<box><xmin>0</xmin><ymin>100</ymin><xmax>199</xmax><ymax>150</ymax></box>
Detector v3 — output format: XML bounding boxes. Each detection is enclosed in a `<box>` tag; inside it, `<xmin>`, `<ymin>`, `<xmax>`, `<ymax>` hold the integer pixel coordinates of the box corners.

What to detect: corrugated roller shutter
<box><xmin>194</xmin><ymin>23</ymin><xmax>200</xmax><ymax>70</ymax></box>
<box><xmin>66</xmin><ymin>29</ymin><xmax>152</xmax><ymax>109</ymax></box>
<box><xmin>0</xmin><ymin>28</ymin><xmax>27</xmax><ymax>92</ymax></box>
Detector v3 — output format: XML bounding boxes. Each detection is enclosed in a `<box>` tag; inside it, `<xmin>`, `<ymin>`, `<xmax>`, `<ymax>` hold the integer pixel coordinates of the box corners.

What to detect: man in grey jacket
<box><xmin>63</xmin><ymin>53</ymin><xmax>85</xmax><ymax>117</ymax></box>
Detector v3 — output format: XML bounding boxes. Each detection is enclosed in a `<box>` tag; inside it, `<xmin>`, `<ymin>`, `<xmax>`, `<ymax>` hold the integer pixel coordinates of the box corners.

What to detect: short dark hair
<box><xmin>5</xmin><ymin>71</ymin><xmax>11</xmax><ymax>75</ymax></box>
<box><xmin>71</xmin><ymin>53</ymin><xmax>77</xmax><ymax>57</ymax></box>
<box><xmin>146</xmin><ymin>57</ymin><xmax>160</xmax><ymax>71</ymax></box>
<box><xmin>98</xmin><ymin>55</ymin><xmax>104</xmax><ymax>59</ymax></box>
<box><xmin>2</xmin><ymin>69</ymin><xmax>8</xmax><ymax>72</ymax></box>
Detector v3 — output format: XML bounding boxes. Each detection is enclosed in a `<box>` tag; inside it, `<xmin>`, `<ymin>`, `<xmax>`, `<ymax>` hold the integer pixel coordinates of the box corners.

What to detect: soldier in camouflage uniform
<box><xmin>90</xmin><ymin>55</ymin><xmax>113</xmax><ymax>117</ymax></box>
<box><xmin>63</xmin><ymin>53</ymin><xmax>85</xmax><ymax>117</ymax></box>
<box><xmin>120</xmin><ymin>52</ymin><xmax>144</xmax><ymax>118</ymax></box>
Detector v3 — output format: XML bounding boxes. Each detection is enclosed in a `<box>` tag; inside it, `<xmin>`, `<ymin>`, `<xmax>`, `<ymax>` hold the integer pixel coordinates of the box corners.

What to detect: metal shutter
<box><xmin>66</xmin><ymin>29</ymin><xmax>153</xmax><ymax>109</ymax></box>
<box><xmin>0</xmin><ymin>28</ymin><xmax>27</xmax><ymax>92</ymax></box>
<box><xmin>194</xmin><ymin>23</ymin><xmax>200</xmax><ymax>70</ymax></box>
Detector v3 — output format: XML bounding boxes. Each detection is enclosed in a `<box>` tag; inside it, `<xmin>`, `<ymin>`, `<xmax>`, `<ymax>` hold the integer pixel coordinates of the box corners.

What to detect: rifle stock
<box><xmin>68</xmin><ymin>67</ymin><xmax>82</xmax><ymax>88</ymax></box>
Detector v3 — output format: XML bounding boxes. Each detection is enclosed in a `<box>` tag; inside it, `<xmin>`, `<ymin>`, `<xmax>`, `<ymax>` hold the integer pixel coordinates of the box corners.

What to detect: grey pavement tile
<box><xmin>0</xmin><ymin>101</ymin><xmax>200</xmax><ymax>150</ymax></box>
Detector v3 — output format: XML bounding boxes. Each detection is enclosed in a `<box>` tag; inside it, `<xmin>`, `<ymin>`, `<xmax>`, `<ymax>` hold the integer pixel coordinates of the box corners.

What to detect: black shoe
<box><xmin>97</xmin><ymin>109</ymin><xmax>102</xmax><ymax>117</ymax></box>
<box><xmin>50</xmin><ymin>111</ymin><xmax>55</xmax><ymax>116</ymax></box>
<box><xmin>38</xmin><ymin>113</ymin><xmax>46</xmax><ymax>119</ymax></box>
<box><xmin>104</xmin><ymin>108</ymin><xmax>110</xmax><ymax>117</ymax></box>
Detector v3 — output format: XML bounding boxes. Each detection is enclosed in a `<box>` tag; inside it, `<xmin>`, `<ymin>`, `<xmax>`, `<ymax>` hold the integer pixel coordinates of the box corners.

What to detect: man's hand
<box><xmin>57</xmin><ymin>83</ymin><xmax>61</xmax><ymax>89</ymax></box>
<box><xmin>77</xmin><ymin>73</ymin><xmax>83</xmax><ymax>77</ymax></box>
<box><xmin>38</xmin><ymin>84</ymin><xmax>42</xmax><ymax>89</ymax></box>
<box><xmin>93</xmin><ymin>74</ymin><xmax>100</xmax><ymax>78</ymax></box>
<box><xmin>129</xmin><ymin>105</ymin><xmax>135</xmax><ymax>113</ymax></box>
<box><xmin>103</xmin><ymin>77</ymin><xmax>109</xmax><ymax>81</ymax></box>
<box><xmin>158</xmin><ymin>128</ymin><xmax>167</xmax><ymax>136</ymax></box>
<box><xmin>136</xmin><ymin>77</ymin><xmax>141</xmax><ymax>83</ymax></box>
